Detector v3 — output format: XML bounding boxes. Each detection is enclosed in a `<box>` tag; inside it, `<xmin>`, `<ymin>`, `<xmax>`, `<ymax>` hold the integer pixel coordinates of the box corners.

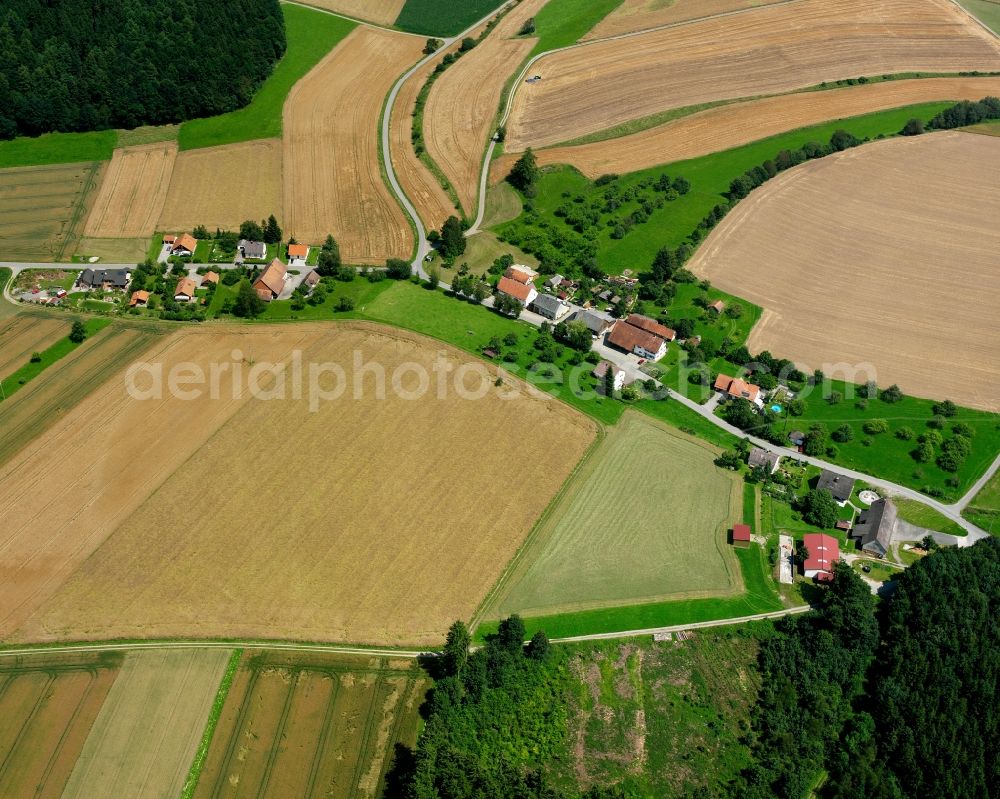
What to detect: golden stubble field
<box><xmin>688</xmin><ymin>132</ymin><xmax>1000</xmax><ymax>412</ymax></box>
<box><xmin>283</xmin><ymin>27</ymin><xmax>423</xmax><ymax>260</ymax></box>
<box><xmin>490</xmin><ymin>76</ymin><xmax>1000</xmax><ymax>180</ymax></box>
<box><xmin>83</xmin><ymin>142</ymin><xmax>177</xmax><ymax>238</ymax></box>
<box><xmin>0</xmin><ymin>314</ymin><xmax>68</xmax><ymax>378</ymax></box>
<box><xmin>583</xmin><ymin>0</ymin><xmax>788</xmax><ymax>39</ymax></box>
<box><xmin>158</xmin><ymin>139</ymin><xmax>283</xmax><ymax>233</ymax></box>
<box><xmin>11</xmin><ymin>323</ymin><xmax>597</xmax><ymax>646</ymax></box>
<box><xmin>299</xmin><ymin>0</ymin><xmax>404</xmax><ymax>25</ymax></box>
<box><xmin>423</xmin><ymin>0</ymin><xmax>546</xmax><ymax>215</ymax></box>
<box><xmin>505</xmin><ymin>0</ymin><xmax>1000</xmax><ymax>150</ymax></box>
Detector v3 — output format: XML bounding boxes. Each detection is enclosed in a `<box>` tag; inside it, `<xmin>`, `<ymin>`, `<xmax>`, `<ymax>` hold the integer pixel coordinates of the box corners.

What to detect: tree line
<box><xmin>0</xmin><ymin>0</ymin><xmax>285</xmax><ymax>138</ymax></box>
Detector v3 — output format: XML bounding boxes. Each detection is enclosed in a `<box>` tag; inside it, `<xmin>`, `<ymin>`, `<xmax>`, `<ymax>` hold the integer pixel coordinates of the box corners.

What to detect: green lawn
<box><xmin>0</xmin><ymin>129</ymin><xmax>116</xmax><ymax>169</ymax></box>
<box><xmin>443</xmin><ymin>230</ymin><xmax>538</xmax><ymax>277</ymax></box>
<box><xmin>893</xmin><ymin>499</ymin><xmax>967</xmax><ymax>538</ymax></box>
<box><xmin>501</xmin><ymin>102</ymin><xmax>955</xmax><ymax>274</ymax></box>
<box><xmin>394</xmin><ymin>0</ymin><xmax>507</xmax><ymax>36</ymax></box>
<box><xmin>958</xmin><ymin>0</ymin><xmax>1000</xmax><ymax>34</ymax></box>
<box><xmin>528</xmin><ymin>0</ymin><xmax>624</xmax><ymax>54</ymax></box>
<box><xmin>0</xmin><ymin>318</ymin><xmax>112</xmax><ymax>401</ymax></box>
<box><xmin>786</xmin><ymin>380</ymin><xmax>1000</xmax><ymax>502</ymax></box>
<box><xmin>178</xmin><ymin>6</ymin><xmax>356</xmax><ymax>150</ymax></box>
<box><xmin>259</xmin><ymin>277</ymin><xmax>392</xmax><ymax>320</ymax></box>
<box><xmin>962</xmin><ymin>468</ymin><xmax>1000</xmax><ymax>534</ymax></box>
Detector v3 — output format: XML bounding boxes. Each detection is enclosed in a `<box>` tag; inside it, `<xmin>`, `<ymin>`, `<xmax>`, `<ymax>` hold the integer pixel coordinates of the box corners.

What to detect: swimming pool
<box><xmin>771</xmin><ymin>404</ymin><xmax>782</xmax><ymax>413</ymax></box>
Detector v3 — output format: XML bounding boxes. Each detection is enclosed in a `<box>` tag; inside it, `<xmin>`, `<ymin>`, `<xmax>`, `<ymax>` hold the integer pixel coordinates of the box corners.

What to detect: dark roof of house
<box><xmin>238</xmin><ymin>239</ymin><xmax>267</xmax><ymax>259</ymax></box>
<box><xmin>608</xmin><ymin>321</ymin><xmax>665</xmax><ymax>355</ymax></box>
<box><xmin>78</xmin><ymin>268</ymin><xmax>130</xmax><ymax>288</ymax></box>
<box><xmin>788</xmin><ymin>430</ymin><xmax>806</xmax><ymax>443</ymax></box>
<box><xmin>853</xmin><ymin>499</ymin><xmax>896</xmax><ymax>557</ymax></box>
<box><xmin>817</xmin><ymin>469</ymin><xmax>856</xmax><ymax>503</ymax></box>
<box><xmin>748</xmin><ymin>447</ymin><xmax>780</xmax><ymax>471</ymax></box>
<box><xmin>626</xmin><ymin>313</ymin><xmax>675</xmax><ymax>341</ymax></box>
<box><xmin>303</xmin><ymin>269</ymin><xmax>321</xmax><ymax>287</ymax></box>
<box><xmin>571</xmin><ymin>309</ymin><xmax>614</xmax><ymax>334</ymax></box>
<box><xmin>530</xmin><ymin>293</ymin><xmax>566</xmax><ymax>316</ymax></box>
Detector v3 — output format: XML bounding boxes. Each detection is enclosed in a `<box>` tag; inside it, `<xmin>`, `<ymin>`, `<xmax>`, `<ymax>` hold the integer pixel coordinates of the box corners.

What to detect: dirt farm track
<box><xmin>688</xmin><ymin>131</ymin><xmax>1000</xmax><ymax>412</ymax></box>
<box><xmin>505</xmin><ymin>0</ymin><xmax>1000</xmax><ymax>150</ymax></box>
<box><xmin>3</xmin><ymin>323</ymin><xmax>596</xmax><ymax>647</ymax></box>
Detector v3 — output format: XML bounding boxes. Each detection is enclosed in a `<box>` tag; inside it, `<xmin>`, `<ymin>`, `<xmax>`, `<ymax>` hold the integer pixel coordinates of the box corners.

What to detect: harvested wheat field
<box><xmin>689</xmin><ymin>132</ymin><xmax>1000</xmax><ymax>412</ymax></box>
<box><xmin>14</xmin><ymin>322</ymin><xmax>596</xmax><ymax>646</ymax></box>
<box><xmin>583</xmin><ymin>0</ymin><xmax>789</xmax><ymax>40</ymax></box>
<box><xmin>298</xmin><ymin>0</ymin><xmax>404</xmax><ymax>25</ymax></box>
<box><xmin>491</xmin><ymin>76</ymin><xmax>1000</xmax><ymax>179</ymax></box>
<box><xmin>0</xmin><ymin>324</ymin><xmax>322</xmax><ymax>638</ymax></box>
<box><xmin>197</xmin><ymin>652</ymin><xmax>427</xmax><ymax>799</ymax></box>
<box><xmin>284</xmin><ymin>27</ymin><xmax>423</xmax><ymax>260</ymax></box>
<box><xmin>62</xmin><ymin>649</ymin><xmax>231</xmax><ymax>799</ymax></box>
<box><xmin>505</xmin><ymin>0</ymin><xmax>1000</xmax><ymax>150</ymax></box>
<box><xmin>158</xmin><ymin>138</ymin><xmax>282</xmax><ymax>233</ymax></box>
<box><xmin>83</xmin><ymin>142</ymin><xmax>177</xmax><ymax>238</ymax></box>
<box><xmin>424</xmin><ymin>0</ymin><xmax>546</xmax><ymax>216</ymax></box>
<box><xmin>390</xmin><ymin>44</ymin><xmax>463</xmax><ymax>230</ymax></box>
<box><xmin>0</xmin><ymin>314</ymin><xmax>68</xmax><ymax>379</ymax></box>
<box><xmin>0</xmin><ymin>652</ymin><xmax>121</xmax><ymax>798</ymax></box>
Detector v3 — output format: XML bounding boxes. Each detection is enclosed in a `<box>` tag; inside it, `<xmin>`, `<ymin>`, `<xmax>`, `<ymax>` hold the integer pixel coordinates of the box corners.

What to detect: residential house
<box><xmin>76</xmin><ymin>268</ymin><xmax>131</xmax><ymax>291</ymax></box>
<box><xmin>570</xmin><ymin>309</ymin><xmax>614</xmax><ymax>336</ymax></box>
<box><xmin>835</xmin><ymin>519</ymin><xmax>852</xmax><ymax>532</ymax></box>
<box><xmin>496</xmin><ymin>276</ymin><xmax>537</xmax><ymax>307</ymax></box>
<box><xmin>851</xmin><ymin>499</ymin><xmax>897</xmax><ymax>558</ymax></box>
<box><xmin>748</xmin><ymin>446</ymin><xmax>781</xmax><ymax>474</ymax></box>
<box><xmin>626</xmin><ymin>313</ymin><xmax>676</xmax><ymax>342</ymax></box>
<box><xmin>201</xmin><ymin>271</ymin><xmax>220</xmax><ymax>286</ymax></box>
<box><xmin>817</xmin><ymin>469</ymin><xmax>856</xmax><ymax>505</ymax></box>
<box><xmin>713</xmin><ymin>374</ymin><xmax>764</xmax><ymax>407</ymax></box>
<box><xmin>544</xmin><ymin>274</ymin><xmax>563</xmax><ymax>289</ymax></box>
<box><xmin>802</xmin><ymin>533</ymin><xmax>839</xmax><ymax>580</ymax></box>
<box><xmin>731</xmin><ymin>524</ymin><xmax>752</xmax><ymax>548</ymax></box>
<box><xmin>687</xmin><ymin>335</ymin><xmax>702</xmax><ymax>347</ymax></box>
<box><xmin>708</xmin><ymin>300</ymin><xmax>725</xmax><ymax>314</ymax></box>
<box><xmin>607</xmin><ymin>320</ymin><xmax>667</xmax><ymax>361</ymax></box>
<box><xmin>505</xmin><ymin>264</ymin><xmax>538</xmax><ymax>284</ymax></box>
<box><xmin>530</xmin><ymin>293</ymin><xmax>570</xmax><ymax>321</ymax></box>
<box><xmin>129</xmin><ymin>290</ymin><xmax>150</xmax><ymax>307</ymax></box>
<box><xmin>237</xmin><ymin>239</ymin><xmax>267</xmax><ymax>260</ymax></box>
<box><xmin>171</xmin><ymin>233</ymin><xmax>197</xmax><ymax>258</ymax></box>
<box><xmin>302</xmin><ymin>269</ymin><xmax>321</xmax><ymax>294</ymax></box>
<box><xmin>253</xmin><ymin>258</ymin><xmax>287</xmax><ymax>302</ymax></box>
<box><xmin>788</xmin><ymin>430</ymin><xmax>806</xmax><ymax>447</ymax></box>
<box><xmin>593</xmin><ymin>361</ymin><xmax>625</xmax><ymax>392</ymax></box>
<box><xmin>287</xmin><ymin>244</ymin><xmax>309</xmax><ymax>266</ymax></box>
<box><xmin>174</xmin><ymin>277</ymin><xmax>197</xmax><ymax>302</ymax></box>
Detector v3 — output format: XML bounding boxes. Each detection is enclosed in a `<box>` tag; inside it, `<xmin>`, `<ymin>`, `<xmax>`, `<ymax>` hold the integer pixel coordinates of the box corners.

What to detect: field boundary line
<box><xmin>0</xmin><ymin>639</ymin><xmax>427</xmax><ymax>659</ymax></box>
<box><xmin>349</xmin><ymin>674</ymin><xmax>385</xmax><ymax>795</ymax></box>
<box><xmin>281</xmin><ymin>0</ymin><xmax>426</xmax><ymax>37</ymax></box>
<box><xmin>256</xmin><ymin>668</ymin><xmax>298</xmax><ymax>799</ymax></box>
<box><xmin>305</xmin><ymin>674</ymin><xmax>342</xmax><ymax>797</ymax></box>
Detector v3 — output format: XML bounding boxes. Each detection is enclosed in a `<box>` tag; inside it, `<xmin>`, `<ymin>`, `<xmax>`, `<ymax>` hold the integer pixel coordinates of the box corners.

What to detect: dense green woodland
<box><xmin>392</xmin><ymin>539</ymin><xmax>1000</xmax><ymax>798</ymax></box>
<box><xmin>0</xmin><ymin>0</ymin><xmax>285</xmax><ymax>138</ymax></box>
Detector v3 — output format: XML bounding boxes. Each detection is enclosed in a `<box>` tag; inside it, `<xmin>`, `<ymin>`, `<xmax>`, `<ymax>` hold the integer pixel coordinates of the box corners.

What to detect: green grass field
<box><xmin>963</xmin><ymin>469</ymin><xmax>1000</xmax><ymax>534</ymax></box>
<box><xmin>553</xmin><ymin>629</ymin><xmax>763</xmax><ymax>796</ymax></box>
<box><xmin>502</xmin><ymin>102</ymin><xmax>955</xmax><ymax>274</ymax></box>
<box><xmin>443</xmin><ymin>230</ymin><xmax>538</xmax><ymax>276</ymax></box>
<box><xmin>394</xmin><ymin>0</ymin><xmax>507</xmax><ymax>36</ymax></box>
<box><xmin>178</xmin><ymin>6</ymin><xmax>356</xmax><ymax>150</ymax></box>
<box><xmin>259</xmin><ymin>276</ymin><xmax>392</xmax><ymax>320</ymax></box>
<box><xmin>528</xmin><ymin>0</ymin><xmax>624</xmax><ymax>54</ymax></box>
<box><xmin>893</xmin><ymin>499</ymin><xmax>967</xmax><ymax>538</ymax></box>
<box><xmin>958</xmin><ymin>0</ymin><xmax>1000</xmax><ymax>34</ymax></box>
<box><xmin>490</xmin><ymin>412</ymin><xmax>742</xmax><ymax>617</ymax></box>
<box><xmin>0</xmin><ymin>130</ymin><xmax>116</xmax><ymax>169</ymax></box>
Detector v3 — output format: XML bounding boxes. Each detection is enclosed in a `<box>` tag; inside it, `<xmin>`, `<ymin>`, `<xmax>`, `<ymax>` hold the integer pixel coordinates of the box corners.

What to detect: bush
<box><xmin>862</xmin><ymin>419</ymin><xmax>888</xmax><ymax>435</ymax></box>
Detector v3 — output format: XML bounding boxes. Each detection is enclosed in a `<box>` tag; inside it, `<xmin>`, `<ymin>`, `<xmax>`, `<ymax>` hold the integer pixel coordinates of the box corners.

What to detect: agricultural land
<box><xmin>490</xmin><ymin>413</ymin><xmax>743</xmax><ymax>619</ymax></box>
<box><xmin>0</xmin><ymin>315</ymin><xmax>69</xmax><ymax>380</ymax></box>
<box><xmin>504</xmin><ymin>0</ymin><xmax>1000</xmax><ymax>150</ymax></box>
<box><xmin>583</xmin><ymin>0</ymin><xmax>789</xmax><ymax>39</ymax></box>
<box><xmin>83</xmin><ymin>142</ymin><xmax>177</xmax><ymax>238</ymax></box>
<box><xmin>283</xmin><ymin>27</ymin><xmax>424</xmax><ymax>261</ymax></box>
<box><xmin>11</xmin><ymin>323</ymin><xmax>596</xmax><ymax>646</ymax></box>
<box><xmin>195</xmin><ymin>652</ymin><xmax>427</xmax><ymax>799</ymax></box>
<box><xmin>688</xmin><ymin>131</ymin><xmax>1000</xmax><ymax>412</ymax></box>
<box><xmin>394</xmin><ymin>0</ymin><xmax>509</xmax><ymax>36</ymax></box>
<box><xmin>61</xmin><ymin>649</ymin><xmax>231</xmax><ymax>798</ymax></box>
<box><xmin>0</xmin><ymin>161</ymin><xmax>104</xmax><ymax>261</ymax></box>
<box><xmin>298</xmin><ymin>0</ymin><xmax>405</xmax><ymax>25</ymax></box>
<box><xmin>491</xmin><ymin>76</ymin><xmax>1000</xmax><ymax>179</ymax></box>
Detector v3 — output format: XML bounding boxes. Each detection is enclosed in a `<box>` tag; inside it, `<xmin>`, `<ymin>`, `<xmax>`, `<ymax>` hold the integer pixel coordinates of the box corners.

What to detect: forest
<box><xmin>393</xmin><ymin>539</ymin><xmax>1000</xmax><ymax>798</ymax></box>
<box><xmin>0</xmin><ymin>0</ymin><xmax>285</xmax><ymax>138</ymax></box>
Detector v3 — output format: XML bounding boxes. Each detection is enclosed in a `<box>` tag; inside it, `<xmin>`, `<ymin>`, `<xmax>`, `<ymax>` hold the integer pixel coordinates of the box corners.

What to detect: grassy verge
<box><xmin>893</xmin><ymin>499</ymin><xmax>967</xmax><ymax>538</ymax></box>
<box><xmin>527</xmin><ymin>0</ymin><xmax>624</xmax><ymax>55</ymax></box>
<box><xmin>958</xmin><ymin>0</ymin><xmax>1000</xmax><ymax>35</ymax></box>
<box><xmin>179</xmin><ymin>649</ymin><xmax>242</xmax><ymax>799</ymax></box>
<box><xmin>0</xmin><ymin>130</ymin><xmax>116</xmax><ymax>169</ymax></box>
<box><xmin>0</xmin><ymin>318</ymin><xmax>112</xmax><ymax>401</ymax></box>
<box><xmin>962</xmin><ymin>468</ymin><xmax>1000</xmax><ymax>534</ymax></box>
<box><xmin>476</xmin><ymin>542</ymin><xmax>781</xmax><ymax>641</ymax></box>
<box><xmin>178</xmin><ymin>6</ymin><xmax>356</xmax><ymax>150</ymax></box>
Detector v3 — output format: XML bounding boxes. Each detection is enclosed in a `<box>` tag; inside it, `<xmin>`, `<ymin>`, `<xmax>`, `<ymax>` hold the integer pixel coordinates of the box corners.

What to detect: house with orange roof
<box><xmin>713</xmin><ymin>374</ymin><xmax>764</xmax><ymax>407</ymax></box>
<box><xmin>170</xmin><ymin>233</ymin><xmax>197</xmax><ymax>257</ymax></box>
<box><xmin>626</xmin><ymin>313</ymin><xmax>676</xmax><ymax>342</ymax></box>
<box><xmin>607</xmin><ymin>320</ymin><xmax>667</xmax><ymax>361</ymax></box>
<box><xmin>504</xmin><ymin>264</ymin><xmax>538</xmax><ymax>285</ymax></box>
<box><xmin>496</xmin><ymin>276</ymin><xmax>537</xmax><ymax>307</ymax></box>
<box><xmin>287</xmin><ymin>243</ymin><xmax>309</xmax><ymax>266</ymax></box>
<box><xmin>174</xmin><ymin>277</ymin><xmax>197</xmax><ymax>302</ymax></box>
<box><xmin>201</xmin><ymin>271</ymin><xmax>220</xmax><ymax>285</ymax></box>
<box><xmin>802</xmin><ymin>533</ymin><xmax>839</xmax><ymax>580</ymax></box>
<box><xmin>253</xmin><ymin>258</ymin><xmax>287</xmax><ymax>302</ymax></box>
<box><xmin>708</xmin><ymin>299</ymin><xmax>726</xmax><ymax>314</ymax></box>
<box><xmin>129</xmin><ymin>290</ymin><xmax>150</xmax><ymax>307</ymax></box>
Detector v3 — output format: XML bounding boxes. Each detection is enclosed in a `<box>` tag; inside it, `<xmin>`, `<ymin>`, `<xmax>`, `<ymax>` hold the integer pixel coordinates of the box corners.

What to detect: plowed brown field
<box><xmin>299</xmin><ymin>0</ymin><xmax>404</xmax><ymax>25</ymax></box>
<box><xmin>505</xmin><ymin>0</ymin><xmax>1000</xmax><ymax>150</ymax></box>
<box><xmin>390</xmin><ymin>43</ymin><xmax>462</xmax><ymax>230</ymax></box>
<box><xmin>491</xmin><ymin>76</ymin><xmax>1000</xmax><ymax>179</ymax></box>
<box><xmin>0</xmin><ymin>314</ymin><xmax>68</xmax><ymax>379</ymax></box>
<box><xmin>424</xmin><ymin>0</ymin><xmax>546</xmax><ymax>215</ymax></box>
<box><xmin>583</xmin><ymin>0</ymin><xmax>789</xmax><ymax>40</ymax></box>
<box><xmin>688</xmin><ymin>132</ymin><xmax>1000</xmax><ymax>411</ymax></box>
<box><xmin>283</xmin><ymin>27</ymin><xmax>423</xmax><ymax>261</ymax></box>
<box><xmin>0</xmin><ymin>325</ymin><xmax>322</xmax><ymax>638</ymax></box>
<box><xmin>158</xmin><ymin>139</ymin><xmax>282</xmax><ymax>233</ymax></box>
<box><xmin>16</xmin><ymin>323</ymin><xmax>596</xmax><ymax>646</ymax></box>
<box><xmin>83</xmin><ymin>142</ymin><xmax>177</xmax><ymax>238</ymax></box>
